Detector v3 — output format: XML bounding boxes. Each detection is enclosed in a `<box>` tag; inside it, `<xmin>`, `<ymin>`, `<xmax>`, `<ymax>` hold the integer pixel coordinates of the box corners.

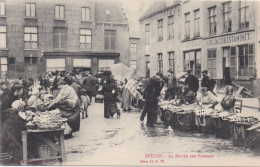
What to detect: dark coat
<box><xmin>70</xmin><ymin>82</ymin><xmax>82</xmax><ymax>99</ymax></box>
<box><xmin>143</xmin><ymin>76</ymin><xmax>161</xmax><ymax>102</ymax></box>
<box><xmin>1</xmin><ymin>91</ymin><xmax>16</xmax><ymax>111</ymax></box>
<box><xmin>201</xmin><ymin>76</ymin><xmax>216</xmax><ymax>92</ymax></box>
<box><xmin>83</xmin><ymin>76</ymin><xmax>96</xmax><ymax>93</ymax></box>
<box><xmin>184</xmin><ymin>74</ymin><xmax>199</xmax><ymax>93</ymax></box>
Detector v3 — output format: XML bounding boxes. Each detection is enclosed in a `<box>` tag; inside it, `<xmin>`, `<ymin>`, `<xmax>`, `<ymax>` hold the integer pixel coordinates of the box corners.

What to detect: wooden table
<box><xmin>21</xmin><ymin>129</ymin><xmax>66</xmax><ymax>165</ymax></box>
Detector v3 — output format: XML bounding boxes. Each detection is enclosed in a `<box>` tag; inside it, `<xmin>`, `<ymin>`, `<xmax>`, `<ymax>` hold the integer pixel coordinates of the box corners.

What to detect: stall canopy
<box><xmin>110</xmin><ymin>63</ymin><xmax>134</xmax><ymax>82</ymax></box>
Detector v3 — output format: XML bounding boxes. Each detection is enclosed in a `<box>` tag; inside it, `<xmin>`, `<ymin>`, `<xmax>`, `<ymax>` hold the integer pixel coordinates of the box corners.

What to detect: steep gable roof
<box><xmin>140</xmin><ymin>0</ymin><xmax>166</xmax><ymax>21</ymax></box>
<box><xmin>95</xmin><ymin>0</ymin><xmax>126</xmax><ymax>23</ymax></box>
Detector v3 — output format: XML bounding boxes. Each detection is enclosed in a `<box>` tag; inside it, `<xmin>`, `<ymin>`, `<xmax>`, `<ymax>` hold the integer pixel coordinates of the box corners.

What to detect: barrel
<box><xmin>175</xmin><ymin>111</ymin><xmax>196</xmax><ymax>131</ymax></box>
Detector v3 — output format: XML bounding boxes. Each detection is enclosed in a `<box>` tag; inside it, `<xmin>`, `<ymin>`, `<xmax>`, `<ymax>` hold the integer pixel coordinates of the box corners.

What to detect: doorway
<box><xmin>222</xmin><ymin>47</ymin><xmax>232</xmax><ymax>85</ymax></box>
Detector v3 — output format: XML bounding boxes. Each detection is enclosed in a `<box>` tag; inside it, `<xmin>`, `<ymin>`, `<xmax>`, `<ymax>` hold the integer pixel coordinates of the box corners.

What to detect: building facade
<box><xmin>139</xmin><ymin>0</ymin><xmax>182</xmax><ymax>78</ymax></box>
<box><xmin>0</xmin><ymin>0</ymin><xmax>129</xmax><ymax>79</ymax></box>
<box><xmin>139</xmin><ymin>0</ymin><xmax>260</xmax><ymax>96</ymax></box>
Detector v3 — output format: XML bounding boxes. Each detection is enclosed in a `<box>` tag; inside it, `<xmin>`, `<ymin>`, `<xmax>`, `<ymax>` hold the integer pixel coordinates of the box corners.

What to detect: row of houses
<box><xmin>137</xmin><ymin>0</ymin><xmax>260</xmax><ymax>96</ymax></box>
<box><xmin>0</xmin><ymin>0</ymin><xmax>133</xmax><ymax>79</ymax></box>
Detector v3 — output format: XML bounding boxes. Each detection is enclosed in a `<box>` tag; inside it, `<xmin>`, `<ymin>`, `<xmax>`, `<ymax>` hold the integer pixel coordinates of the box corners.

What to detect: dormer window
<box><xmin>105</xmin><ymin>10</ymin><xmax>111</xmax><ymax>20</ymax></box>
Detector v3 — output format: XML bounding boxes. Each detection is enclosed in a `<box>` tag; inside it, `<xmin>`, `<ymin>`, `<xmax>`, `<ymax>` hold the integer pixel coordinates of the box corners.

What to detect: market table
<box><xmin>21</xmin><ymin>129</ymin><xmax>66</xmax><ymax>165</ymax></box>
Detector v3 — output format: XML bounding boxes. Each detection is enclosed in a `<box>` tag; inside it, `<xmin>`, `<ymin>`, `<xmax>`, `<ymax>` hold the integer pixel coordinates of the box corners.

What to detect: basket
<box><xmin>36</xmin><ymin>142</ymin><xmax>59</xmax><ymax>158</ymax></box>
<box><xmin>95</xmin><ymin>94</ymin><xmax>104</xmax><ymax>103</ymax></box>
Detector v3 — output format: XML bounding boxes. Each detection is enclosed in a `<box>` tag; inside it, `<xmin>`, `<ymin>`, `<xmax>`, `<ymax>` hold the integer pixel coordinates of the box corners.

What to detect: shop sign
<box><xmin>207</xmin><ymin>32</ymin><xmax>253</xmax><ymax>46</ymax></box>
<box><xmin>183</xmin><ymin>39</ymin><xmax>201</xmax><ymax>49</ymax></box>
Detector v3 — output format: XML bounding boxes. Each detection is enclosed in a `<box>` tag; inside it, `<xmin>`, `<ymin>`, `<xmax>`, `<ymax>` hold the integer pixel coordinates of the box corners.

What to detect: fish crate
<box><xmin>196</xmin><ymin>115</ymin><xmax>214</xmax><ymax>134</ymax></box>
<box><xmin>230</xmin><ymin>122</ymin><xmax>252</xmax><ymax>147</ymax></box>
<box><xmin>212</xmin><ymin>117</ymin><xmax>231</xmax><ymax>139</ymax></box>
<box><xmin>161</xmin><ymin>109</ymin><xmax>173</xmax><ymax>126</ymax></box>
<box><xmin>175</xmin><ymin>110</ymin><xmax>196</xmax><ymax>131</ymax></box>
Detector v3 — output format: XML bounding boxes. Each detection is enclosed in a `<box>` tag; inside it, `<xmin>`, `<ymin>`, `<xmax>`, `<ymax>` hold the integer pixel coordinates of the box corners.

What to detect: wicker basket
<box><xmin>36</xmin><ymin>142</ymin><xmax>59</xmax><ymax>158</ymax></box>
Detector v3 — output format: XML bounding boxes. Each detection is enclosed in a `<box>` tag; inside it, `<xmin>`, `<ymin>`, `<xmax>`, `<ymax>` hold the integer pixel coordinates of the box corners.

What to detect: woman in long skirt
<box><xmin>102</xmin><ymin>76</ymin><xmax>120</xmax><ymax>118</ymax></box>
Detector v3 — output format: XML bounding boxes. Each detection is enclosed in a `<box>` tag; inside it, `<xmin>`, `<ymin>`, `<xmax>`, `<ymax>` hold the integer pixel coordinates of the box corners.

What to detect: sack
<box><xmin>61</xmin><ymin>122</ymin><xmax>72</xmax><ymax>135</ymax></box>
<box><xmin>221</xmin><ymin>95</ymin><xmax>236</xmax><ymax>109</ymax></box>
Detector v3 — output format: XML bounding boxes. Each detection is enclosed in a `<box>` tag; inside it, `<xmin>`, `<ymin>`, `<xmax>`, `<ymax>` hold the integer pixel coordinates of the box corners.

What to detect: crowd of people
<box><xmin>138</xmin><ymin>69</ymin><xmax>236</xmax><ymax>127</ymax></box>
<box><xmin>0</xmin><ymin>68</ymin><xmax>238</xmax><ymax>163</ymax></box>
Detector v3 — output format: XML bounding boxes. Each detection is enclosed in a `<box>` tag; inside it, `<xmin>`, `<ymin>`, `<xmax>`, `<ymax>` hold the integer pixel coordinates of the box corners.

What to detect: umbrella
<box><xmin>110</xmin><ymin>63</ymin><xmax>134</xmax><ymax>82</ymax></box>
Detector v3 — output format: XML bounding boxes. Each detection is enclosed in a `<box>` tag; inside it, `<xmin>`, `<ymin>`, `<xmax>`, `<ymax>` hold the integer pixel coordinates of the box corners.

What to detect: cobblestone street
<box><xmin>64</xmin><ymin>100</ymin><xmax>260</xmax><ymax>166</ymax></box>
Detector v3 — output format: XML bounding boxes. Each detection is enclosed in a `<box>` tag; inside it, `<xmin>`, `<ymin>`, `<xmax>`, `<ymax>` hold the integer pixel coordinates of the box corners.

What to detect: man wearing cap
<box><xmin>167</xmin><ymin>70</ymin><xmax>177</xmax><ymax>100</ymax></box>
<box><xmin>184</xmin><ymin>69</ymin><xmax>199</xmax><ymax>93</ymax></box>
<box><xmin>201</xmin><ymin>70</ymin><xmax>216</xmax><ymax>95</ymax></box>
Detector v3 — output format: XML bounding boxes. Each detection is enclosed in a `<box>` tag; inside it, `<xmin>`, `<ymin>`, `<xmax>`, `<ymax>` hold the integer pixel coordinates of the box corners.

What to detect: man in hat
<box><xmin>141</xmin><ymin>72</ymin><xmax>162</xmax><ymax>126</ymax></box>
<box><xmin>167</xmin><ymin>70</ymin><xmax>177</xmax><ymax>100</ymax></box>
<box><xmin>201</xmin><ymin>70</ymin><xmax>216</xmax><ymax>95</ymax></box>
<box><xmin>184</xmin><ymin>69</ymin><xmax>199</xmax><ymax>93</ymax></box>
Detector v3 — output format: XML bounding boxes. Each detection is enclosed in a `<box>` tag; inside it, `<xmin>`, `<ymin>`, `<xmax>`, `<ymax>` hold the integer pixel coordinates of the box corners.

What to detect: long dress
<box><xmin>121</xmin><ymin>87</ymin><xmax>131</xmax><ymax>109</ymax></box>
<box><xmin>102</xmin><ymin>82</ymin><xmax>119</xmax><ymax>118</ymax></box>
<box><xmin>54</xmin><ymin>85</ymin><xmax>80</xmax><ymax>132</ymax></box>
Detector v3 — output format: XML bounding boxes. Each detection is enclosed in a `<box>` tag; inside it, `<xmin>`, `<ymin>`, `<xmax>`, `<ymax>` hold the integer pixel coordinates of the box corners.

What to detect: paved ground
<box><xmin>63</xmin><ymin>100</ymin><xmax>260</xmax><ymax>166</ymax></box>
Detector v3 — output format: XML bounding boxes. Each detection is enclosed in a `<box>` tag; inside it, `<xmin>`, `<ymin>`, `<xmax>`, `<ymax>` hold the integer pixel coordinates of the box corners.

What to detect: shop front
<box><xmin>43</xmin><ymin>52</ymin><xmax>120</xmax><ymax>75</ymax></box>
<box><xmin>182</xmin><ymin>39</ymin><xmax>203</xmax><ymax>79</ymax></box>
<box><xmin>203</xmin><ymin>30</ymin><xmax>257</xmax><ymax>93</ymax></box>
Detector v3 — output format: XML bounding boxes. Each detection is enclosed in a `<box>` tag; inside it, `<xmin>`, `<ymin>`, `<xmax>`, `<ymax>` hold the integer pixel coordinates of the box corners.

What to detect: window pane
<box><xmin>55</xmin><ymin>6</ymin><xmax>59</xmax><ymax>18</ymax></box>
<box><xmin>32</xmin><ymin>34</ymin><xmax>37</xmax><ymax>41</ymax></box>
<box><xmin>82</xmin><ymin>8</ymin><xmax>85</xmax><ymax>20</ymax></box>
<box><xmin>0</xmin><ymin>2</ymin><xmax>5</xmax><ymax>16</ymax></box>
<box><xmin>105</xmin><ymin>36</ymin><xmax>109</xmax><ymax>49</ymax></box>
<box><xmin>231</xmin><ymin>47</ymin><xmax>236</xmax><ymax>55</ymax></box>
<box><xmin>53</xmin><ymin>34</ymin><xmax>59</xmax><ymax>48</ymax></box>
<box><xmin>196</xmin><ymin>51</ymin><xmax>201</xmax><ymax>59</ymax></box>
<box><xmin>80</xmin><ymin>36</ymin><xmax>85</xmax><ymax>43</ymax></box>
<box><xmin>0</xmin><ymin>34</ymin><xmax>6</xmax><ymax>48</ymax></box>
<box><xmin>61</xmin><ymin>34</ymin><xmax>67</xmax><ymax>48</ymax></box>
<box><xmin>230</xmin><ymin>57</ymin><xmax>236</xmax><ymax>66</ymax></box>
<box><xmin>239</xmin><ymin>56</ymin><xmax>244</xmax><ymax>66</ymax></box>
<box><xmin>86</xmin><ymin>29</ymin><xmax>91</xmax><ymax>35</ymax></box>
<box><xmin>0</xmin><ymin>26</ymin><xmax>6</xmax><ymax>32</ymax></box>
<box><xmin>86</xmin><ymin>36</ymin><xmax>91</xmax><ymax>43</ymax></box>
<box><xmin>26</xmin><ymin>4</ymin><xmax>30</xmax><ymax>17</ymax></box>
<box><xmin>31</xmin><ymin>4</ymin><xmax>35</xmax><ymax>17</ymax></box>
<box><xmin>1</xmin><ymin>57</ymin><xmax>7</xmax><ymax>64</ymax></box>
<box><xmin>86</xmin><ymin>8</ymin><xmax>90</xmax><ymax>20</ymax></box>
<box><xmin>189</xmin><ymin>52</ymin><xmax>195</xmax><ymax>60</ymax></box>
<box><xmin>111</xmin><ymin>37</ymin><xmax>116</xmax><ymax>49</ymax></box>
<box><xmin>24</xmin><ymin>34</ymin><xmax>30</xmax><ymax>41</ymax></box>
<box><xmin>31</xmin><ymin>42</ymin><xmax>37</xmax><ymax>49</ymax></box>
<box><xmin>1</xmin><ymin>64</ymin><xmax>7</xmax><ymax>72</ymax></box>
<box><xmin>248</xmin><ymin>56</ymin><xmax>254</xmax><ymax>65</ymax></box>
<box><xmin>249</xmin><ymin>44</ymin><xmax>254</xmax><ymax>54</ymax></box>
<box><xmin>60</xmin><ymin>6</ymin><xmax>64</xmax><ymax>19</ymax></box>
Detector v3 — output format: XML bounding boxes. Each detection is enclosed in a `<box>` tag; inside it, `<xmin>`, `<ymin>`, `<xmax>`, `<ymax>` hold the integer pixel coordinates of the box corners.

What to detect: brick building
<box><xmin>139</xmin><ymin>0</ymin><xmax>260</xmax><ymax>96</ymax></box>
<box><xmin>0</xmin><ymin>0</ymin><xmax>130</xmax><ymax>79</ymax></box>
